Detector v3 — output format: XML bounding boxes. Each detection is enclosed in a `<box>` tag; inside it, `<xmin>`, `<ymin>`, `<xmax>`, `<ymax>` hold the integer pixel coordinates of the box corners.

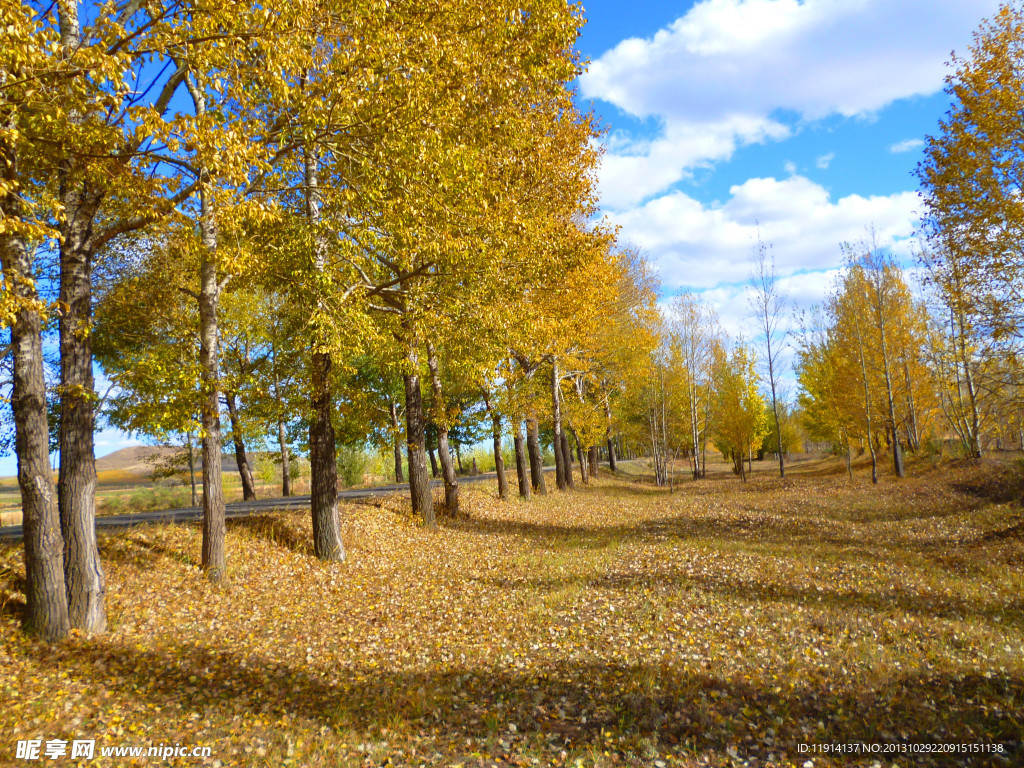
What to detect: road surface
<box><xmin>0</xmin><ymin>471</ymin><xmax>526</xmax><ymax>542</ymax></box>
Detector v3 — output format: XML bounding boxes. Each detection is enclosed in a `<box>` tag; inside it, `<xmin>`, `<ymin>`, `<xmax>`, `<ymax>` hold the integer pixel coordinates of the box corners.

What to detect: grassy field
<box><xmin>0</xmin><ymin>457</ymin><xmax>1021</xmax><ymax>766</ymax></box>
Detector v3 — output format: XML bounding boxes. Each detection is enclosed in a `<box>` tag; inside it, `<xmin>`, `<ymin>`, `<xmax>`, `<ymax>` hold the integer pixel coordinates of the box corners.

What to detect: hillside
<box><xmin>94</xmin><ymin>445</ymin><xmax>180</xmax><ymax>474</ymax></box>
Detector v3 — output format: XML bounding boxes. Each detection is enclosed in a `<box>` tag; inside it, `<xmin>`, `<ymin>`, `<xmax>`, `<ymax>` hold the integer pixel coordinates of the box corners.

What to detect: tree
<box><xmin>749</xmin><ymin>235</ymin><xmax>790</xmax><ymax>478</ymax></box>
<box><xmin>710</xmin><ymin>341</ymin><xmax>768</xmax><ymax>482</ymax></box>
<box><xmin>796</xmin><ymin>306</ymin><xmax>859</xmax><ymax>478</ymax></box>
<box><xmin>667</xmin><ymin>293</ymin><xmax>720</xmax><ymax>480</ymax></box>
<box><xmin>852</xmin><ymin>245</ymin><xmax>907</xmax><ymax>479</ymax></box>
<box><xmin>918</xmin><ymin>1</ymin><xmax>1024</xmax><ymax>445</ymax></box>
<box><xmin>918</xmin><ymin>1</ymin><xmax>1024</xmax><ymax>360</ymax></box>
<box><xmin>94</xmin><ymin>235</ymin><xmax>205</xmax><ymax>475</ymax></box>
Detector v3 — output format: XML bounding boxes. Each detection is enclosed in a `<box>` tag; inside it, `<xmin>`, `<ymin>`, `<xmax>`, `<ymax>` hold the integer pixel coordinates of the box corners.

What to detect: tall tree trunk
<box><xmin>310</xmin><ymin>349</ymin><xmax>344</xmax><ymax>559</ymax></box>
<box><xmin>303</xmin><ymin>139</ymin><xmax>345</xmax><ymax>562</ymax></box>
<box><xmin>561</xmin><ymin>431</ymin><xmax>575</xmax><ymax>489</ymax></box>
<box><xmin>225</xmin><ymin>393</ymin><xmax>257</xmax><ymax>501</ymax></box>
<box><xmin>649</xmin><ymin>409</ymin><xmax>661</xmax><ymax>486</ymax></box>
<box><xmin>551</xmin><ymin>361</ymin><xmax>567</xmax><ymax>490</ymax></box>
<box><xmin>56</xmin><ymin>0</ymin><xmax>105</xmax><ymax>633</ymax></box>
<box><xmin>1</xmin><ymin>133</ymin><xmax>69</xmax><ymax>639</ymax></box>
<box><xmin>389</xmin><ymin>399</ymin><xmax>404</xmax><ymax>484</ymax></box>
<box><xmin>842</xmin><ymin>429</ymin><xmax>853</xmax><ymax>481</ymax></box>
<box><xmin>425</xmin><ymin>341</ymin><xmax>459</xmax><ymax>515</ymax></box>
<box><xmin>428</xmin><ymin>447</ymin><xmax>439</xmax><ymax>478</ymax></box>
<box><xmin>955</xmin><ymin>309</ymin><xmax>983</xmax><ymax>459</ymax></box>
<box><xmin>492</xmin><ymin>417</ymin><xmax>508</xmax><ymax>500</ymax></box>
<box><xmin>184</xmin><ymin>78</ymin><xmax>229</xmax><ymax>579</ymax></box>
<box><xmin>483</xmin><ymin>395</ymin><xmax>508</xmax><ymax>500</ymax></box>
<box><xmin>853</xmin><ymin>316</ymin><xmax>878</xmax><ymax>485</ymax></box>
<box><xmin>902</xmin><ymin>360</ymin><xmax>920</xmax><ymax>452</ymax></box>
<box><xmin>879</xmin><ymin>344</ymin><xmax>904</xmax><ymax>479</ymax></box>
<box><xmin>603</xmin><ymin>395</ymin><xmax>617</xmax><ymax>472</ymax></box>
<box><xmin>871</xmin><ymin>262</ymin><xmax>905</xmax><ymax>479</ymax></box>
<box><xmin>588</xmin><ymin>445</ymin><xmax>599</xmax><ymax>479</ymax></box>
<box><xmin>571</xmin><ymin>429</ymin><xmax>587</xmax><ymax>485</ymax></box>
<box><xmin>10</xmin><ymin>300</ymin><xmax>70</xmax><ymax>641</ymax></box>
<box><xmin>513</xmin><ymin>419</ymin><xmax>530</xmax><ymax>499</ymax></box>
<box><xmin>271</xmin><ymin>354</ymin><xmax>291</xmax><ymax>498</ymax></box>
<box><xmin>277</xmin><ymin>421</ymin><xmax>291</xmax><ymax>498</ymax></box>
<box><xmin>197</xmin><ymin>188</ymin><xmax>227</xmax><ymax>581</ymax></box>
<box><xmin>403</xmin><ymin>338</ymin><xmax>435</xmax><ymax>527</ymax></box>
<box><xmin>689</xmin><ymin>379</ymin><xmax>701</xmax><ymax>480</ymax></box>
<box><xmin>57</xmin><ymin>196</ymin><xmax>106</xmax><ymax>633</ymax></box>
<box><xmin>526</xmin><ymin>415</ymin><xmax>547</xmax><ymax>495</ymax></box>
<box><xmin>186</xmin><ymin>431</ymin><xmax>199</xmax><ymax>506</ymax></box>
<box><xmin>454</xmin><ymin>443</ymin><xmax>464</xmax><ymax>474</ymax></box>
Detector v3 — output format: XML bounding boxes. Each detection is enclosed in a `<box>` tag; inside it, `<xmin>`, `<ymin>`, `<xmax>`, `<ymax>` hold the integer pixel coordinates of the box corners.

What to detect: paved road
<box><xmin>0</xmin><ymin>471</ymin><xmax>522</xmax><ymax>542</ymax></box>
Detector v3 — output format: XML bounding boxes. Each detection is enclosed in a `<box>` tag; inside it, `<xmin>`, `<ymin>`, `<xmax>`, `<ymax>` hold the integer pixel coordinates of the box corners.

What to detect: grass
<box><xmin>0</xmin><ymin>457</ymin><xmax>1021</xmax><ymax>767</ymax></box>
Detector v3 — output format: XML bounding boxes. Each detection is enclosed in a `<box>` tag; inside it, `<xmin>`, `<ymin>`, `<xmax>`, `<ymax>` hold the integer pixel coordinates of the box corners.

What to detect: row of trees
<box><xmin>620</xmin><ymin>1</ymin><xmax>1024</xmax><ymax>484</ymax></box>
<box><xmin>916</xmin><ymin>0</ymin><xmax>1024</xmax><ymax>461</ymax></box>
<box><xmin>1</xmin><ymin>0</ymin><xmax>649</xmax><ymax>641</ymax></box>
<box><xmin>4</xmin><ymin>0</ymin><xmax>1022</xmax><ymax>646</ymax></box>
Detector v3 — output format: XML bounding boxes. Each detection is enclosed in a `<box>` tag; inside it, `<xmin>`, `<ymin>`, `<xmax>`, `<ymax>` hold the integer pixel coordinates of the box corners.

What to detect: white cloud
<box><xmin>611</xmin><ymin>174</ymin><xmax>919</xmax><ymax>296</ymax></box>
<box><xmin>889</xmin><ymin>138</ymin><xmax>925</xmax><ymax>153</ymax></box>
<box><xmin>816</xmin><ymin>152</ymin><xmax>835</xmax><ymax>169</ymax></box>
<box><xmin>580</xmin><ymin>0</ymin><xmax>998</xmax><ymax>208</ymax></box>
<box><xmin>598</xmin><ymin>117</ymin><xmax>789</xmax><ymax>209</ymax></box>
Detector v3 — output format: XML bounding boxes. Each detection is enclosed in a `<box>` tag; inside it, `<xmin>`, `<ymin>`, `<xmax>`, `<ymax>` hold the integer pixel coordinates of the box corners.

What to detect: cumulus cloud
<box><xmin>890</xmin><ymin>138</ymin><xmax>925</xmax><ymax>153</ymax></box>
<box><xmin>685</xmin><ymin>269</ymin><xmax>842</xmax><ymax>343</ymax></box>
<box><xmin>580</xmin><ymin>0</ymin><xmax>997</xmax><ymax>208</ymax></box>
<box><xmin>609</xmin><ymin>174</ymin><xmax>919</xmax><ymax>293</ymax></box>
<box><xmin>598</xmin><ymin>116</ymin><xmax>790</xmax><ymax>210</ymax></box>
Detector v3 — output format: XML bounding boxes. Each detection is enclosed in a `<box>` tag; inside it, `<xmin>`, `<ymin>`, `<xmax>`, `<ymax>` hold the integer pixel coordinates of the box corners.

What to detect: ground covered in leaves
<box><xmin>1</xmin><ymin>458</ymin><xmax>1022</xmax><ymax>767</ymax></box>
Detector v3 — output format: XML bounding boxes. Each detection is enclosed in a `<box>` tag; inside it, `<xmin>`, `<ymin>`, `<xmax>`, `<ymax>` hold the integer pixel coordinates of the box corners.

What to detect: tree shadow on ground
<box><xmin>474</xmin><ymin>566</ymin><xmax>1024</xmax><ymax>630</ymax></box>
<box><xmin>227</xmin><ymin>514</ymin><xmax>314</xmax><ymax>556</ymax></box>
<box><xmin>99</xmin><ymin>533</ymin><xmax>199</xmax><ymax>568</ymax></box>
<box><xmin>23</xmin><ymin>637</ymin><xmax>1022</xmax><ymax>766</ymax></box>
<box><xmin>951</xmin><ymin>460</ymin><xmax>1024</xmax><ymax>506</ymax></box>
<box><xmin>447</xmin><ymin>480</ymin><xmax>1013</xmax><ymax>574</ymax></box>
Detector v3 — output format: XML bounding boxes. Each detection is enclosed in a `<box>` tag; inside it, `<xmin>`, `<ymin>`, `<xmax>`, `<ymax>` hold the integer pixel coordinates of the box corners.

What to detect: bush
<box><xmin>255</xmin><ymin>454</ymin><xmax>279</xmax><ymax>485</ymax></box>
<box><xmin>290</xmin><ymin>457</ymin><xmax>309</xmax><ymax>481</ymax></box>
<box><xmin>336</xmin><ymin>445</ymin><xmax>369</xmax><ymax>488</ymax></box>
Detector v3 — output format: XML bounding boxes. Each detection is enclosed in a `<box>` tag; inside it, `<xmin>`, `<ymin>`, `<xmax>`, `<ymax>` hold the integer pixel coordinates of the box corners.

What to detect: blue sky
<box><xmin>0</xmin><ymin>0</ymin><xmax>999</xmax><ymax>475</ymax></box>
<box><xmin>575</xmin><ymin>0</ymin><xmax>1001</xmax><ymax>337</ymax></box>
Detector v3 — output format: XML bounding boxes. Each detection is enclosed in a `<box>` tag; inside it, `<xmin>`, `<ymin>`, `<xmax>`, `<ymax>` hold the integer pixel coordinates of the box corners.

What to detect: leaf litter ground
<box><xmin>1</xmin><ymin>458</ymin><xmax>1021</xmax><ymax>767</ymax></box>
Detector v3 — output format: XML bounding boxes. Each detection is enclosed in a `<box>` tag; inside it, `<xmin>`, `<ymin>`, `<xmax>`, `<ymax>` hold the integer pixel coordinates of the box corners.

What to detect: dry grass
<box><xmin>0</xmin><ymin>459</ymin><xmax>1021</xmax><ymax>767</ymax></box>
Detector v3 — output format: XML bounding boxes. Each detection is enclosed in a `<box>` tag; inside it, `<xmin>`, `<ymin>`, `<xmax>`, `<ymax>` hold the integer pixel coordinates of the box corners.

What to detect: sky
<box><xmin>574</xmin><ymin>0</ymin><xmax>1001</xmax><ymax>339</ymax></box>
<box><xmin>0</xmin><ymin>0</ymin><xmax>1000</xmax><ymax>475</ymax></box>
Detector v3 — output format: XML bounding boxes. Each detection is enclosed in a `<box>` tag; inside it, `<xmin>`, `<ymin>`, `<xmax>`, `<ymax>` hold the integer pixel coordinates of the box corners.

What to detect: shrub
<box><xmin>337</xmin><ymin>445</ymin><xmax>369</xmax><ymax>488</ymax></box>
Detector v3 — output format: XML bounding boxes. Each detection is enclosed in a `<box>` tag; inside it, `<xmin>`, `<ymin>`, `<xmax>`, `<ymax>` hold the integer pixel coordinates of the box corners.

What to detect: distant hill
<box><xmin>95</xmin><ymin>445</ymin><xmax>247</xmax><ymax>476</ymax></box>
<box><xmin>95</xmin><ymin>446</ymin><xmax>180</xmax><ymax>474</ymax></box>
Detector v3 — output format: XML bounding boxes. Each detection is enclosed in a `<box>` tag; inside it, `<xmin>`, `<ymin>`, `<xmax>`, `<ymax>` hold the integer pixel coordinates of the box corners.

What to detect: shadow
<box><xmin>474</xmin><ymin>566</ymin><xmax>1024</xmax><ymax>630</ymax></box>
<box><xmin>0</xmin><ymin>560</ymin><xmax>27</xmax><ymax>620</ymax></box>
<box><xmin>227</xmin><ymin>514</ymin><xmax>314</xmax><ymax>556</ymax></box>
<box><xmin>952</xmin><ymin>460</ymin><xmax>1024</xmax><ymax>506</ymax></box>
<box><xmin>442</xmin><ymin>495</ymin><xmax>861</xmax><ymax>555</ymax></box>
<box><xmin>0</xmin><ymin>594</ymin><xmax>26</xmax><ymax>620</ymax></box>
<box><xmin>100</xmin><ymin>533</ymin><xmax>199</xmax><ymax>569</ymax></box>
<box><xmin>448</xmin><ymin>477</ymin><xmax>1010</xmax><ymax>563</ymax></box>
<box><xmin>20</xmin><ymin>637</ymin><xmax>1022</xmax><ymax>766</ymax></box>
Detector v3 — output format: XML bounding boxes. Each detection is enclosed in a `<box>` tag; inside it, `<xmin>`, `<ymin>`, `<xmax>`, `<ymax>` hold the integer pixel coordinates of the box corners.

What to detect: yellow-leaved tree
<box><xmin>711</xmin><ymin>341</ymin><xmax>768</xmax><ymax>482</ymax></box>
<box><xmin>918</xmin><ymin>1</ymin><xmax>1024</xmax><ymax>455</ymax></box>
